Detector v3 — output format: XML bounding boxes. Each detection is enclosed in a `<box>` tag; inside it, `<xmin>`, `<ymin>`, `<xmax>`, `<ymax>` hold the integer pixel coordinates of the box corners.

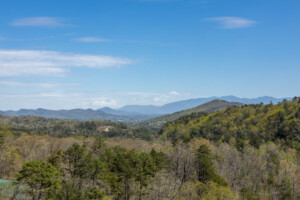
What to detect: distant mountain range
<box><xmin>113</xmin><ymin>95</ymin><xmax>291</xmax><ymax>115</ymax></box>
<box><xmin>0</xmin><ymin>96</ymin><xmax>291</xmax><ymax>121</ymax></box>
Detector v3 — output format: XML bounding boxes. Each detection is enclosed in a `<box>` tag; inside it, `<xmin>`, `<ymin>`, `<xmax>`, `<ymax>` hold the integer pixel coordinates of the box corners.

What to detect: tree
<box><xmin>47</xmin><ymin>149</ymin><xmax>63</xmax><ymax>168</ymax></box>
<box><xmin>0</xmin><ymin>124</ymin><xmax>13</xmax><ymax>150</ymax></box>
<box><xmin>62</xmin><ymin>143</ymin><xmax>92</xmax><ymax>179</ymax></box>
<box><xmin>199</xmin><ymin>181</ymin><xmax>237</xmax><ymax>200</ymax></box>
<box><xmin>134</xmin><ymin>152</ymin><xmax>157</xmax><ymax>200</ymax></box>
<box><xmin>277</xmin><ymin>177</ymin><xmax>293</xmax><ymax>200</ymax></box>
<box><xmin>149</xmin><ymin>149</ymin><xmax>165</xmax><ymax>174</ymax></box>
<box><xmin>195</xmin><ymin>145</ymin><xmax>227</xmax><ymax>186</ymax></box>
<box><xmin>177</xmin><ymin>181</ymin><xmax>237</xmax><ymax>200</ymax></box>
<box><xmin>0</xmin><ymin>128</ymin><xmax>4</xmax><ymax>149</ymax></box>
<box><xmin>235</xmin><ymin>129</ymin><xmax>247</xmax><ymax>152</ymax></box>
<box><xmin>240</xmin><ymin>188</ymin><xmax>260</xmax><ymax>200</ymax></box>
<box><xmin>89</xmin><ymin>158</ymin><xmax>108</xmax><ymax>187</ymax></box>
<box><xmin>54</xmin><ymin>182</ymin><xmax>84</xmax><ymax>200</ymax></box>
<box><xmin>169</xmin><ymin>145</ymin><xmax>194</xmax><ymax>185</ymax></box>
<box><xmin>92</xmin><ymin>136</ymin><xmax>107</xmax><ymax>156</ymax></box>
<box><xmin>85</xmin><ymin>188</ymin><xmax>108</xmax><ymax>200</ymax></box>
<box><xmin>16</xmin><ymin>161</ymin><xmax>61</xmax><ymax>200</ymax></box>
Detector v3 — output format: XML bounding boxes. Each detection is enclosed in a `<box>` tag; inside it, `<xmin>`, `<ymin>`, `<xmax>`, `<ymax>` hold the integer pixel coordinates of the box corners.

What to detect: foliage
<box><xmin>0</xmin><ymin>128</ymin><xmax>4</xmax><ymax>149</ymax></box>
<box><xmin>137</xmin><ymin>100</ymin><xmax>242</xmax><ymax>129</ymax></box>
<box><xmin>11</xmin><ymin>141</ymin><xmax>166</xmax><ymax>200</ymax></box>
<box><xmin>277</xmin><ymin>176</ymin><xmax>293</xmax><ymax>200</ymax></box>
<box><xmin>1</xmin><ymin>134</ymin><xmax>299</xmax><ymax>200</ymax></box>
<box><xmin>177</xmin><ymin>181</ymin><xmax>237</xmax><ymax>200</ymax></box>
<box><xmin>85</xmin><ymin>188</ymin><xmax>108</xmax><ymax>200</ymax></box>
<box><xmin>15</xmin><ymin>161</ymin><xmax>61</xmax><ymax>200</ymax></box>
<box><xmin>161</xmin><ymin>99</ymin><xmax>300</xmax><ymax>150</ymax></box>
<box><xmin>0</xmin><ymin>124</ymin><xmax>13</xmax><ymax>149</ymax></box>
<box><xmin>240</xmin><ymin>188</ymin><xmax>260</xmax><ymax>200</ymax></box>
<box><xmin>0</xmin><ymin>124</ymin><xmax>22</xmax><ymax>179</ymax></box>
<box><xmin>195</xmin><ymin>145</ymin><xmax>228</xmax><ymax>186</ymax></box>
<box><xmin>0</xmin><ymin>115</ymin><xmax>158</xmax><ymax>140</ymax></box>
<box><xmin>62</xmin><ymin>143</ymin><xmax>93</xmax><ymax>179</ymax></box>
<box><xmin>1</xmin><ymin>99</ymin><xmax>300</xmax><ymax>200</ymax></box>
<box><xmin>47</xmin><ymin>149</ymin><xmax>63</xmax><ymax>168</ymax></box>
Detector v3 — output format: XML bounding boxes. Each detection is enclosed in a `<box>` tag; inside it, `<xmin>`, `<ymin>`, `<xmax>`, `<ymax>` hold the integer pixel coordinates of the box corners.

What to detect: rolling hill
<box><xmin>2</xmin><ymin>108</ymin><xmax>138</xmax><ymax>121</ymax></box>
<box><xmin>0</xmin><ymin>115</ymin><xmax>157</xmax><ymax>140</ymax></box>
<box><xmin>160</xmin><ymin>98</ymin><xmax>300</xmax><ymax>149</ymax></box>
<box><xmin>136</xmin><ymin>100</ymin><xmax>243</xmax><ymax>128</ymax></box>
<box><xmin>116</xmin><ymin>96</ymin><xmax>291</xmax><ymax>115</ymax></box>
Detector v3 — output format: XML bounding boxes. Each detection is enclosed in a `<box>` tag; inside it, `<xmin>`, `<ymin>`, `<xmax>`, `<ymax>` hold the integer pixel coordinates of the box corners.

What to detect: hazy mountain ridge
<box><xmin>98</xmin><ymin>107</ymin><xmax>159</xmax><ymax>119</ymax></box>
<box><xmin>0</xmin><ymin>96</ymin><xmax>290</xmax><ymax>121</ymax></box>
<box><xmin>116</xmin><ymin>95</ymin><xmax>291</xmax><ymax>115</ymax></box>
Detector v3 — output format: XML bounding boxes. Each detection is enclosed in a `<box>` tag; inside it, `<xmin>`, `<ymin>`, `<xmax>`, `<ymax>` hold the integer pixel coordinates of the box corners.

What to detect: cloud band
<box><xmin>0</xmin><ymin>49</ymin><xmax>133</xmax><ymax>76</ymax></box>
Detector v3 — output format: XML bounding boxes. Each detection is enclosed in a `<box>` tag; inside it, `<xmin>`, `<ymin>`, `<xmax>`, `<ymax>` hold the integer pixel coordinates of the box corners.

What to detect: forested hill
<box><xmin>1</xmin><ymin>99</ymin><xmax>300</xmax><ymax>200</ymax></box>
<box><xmin>1</xmin><ymin>108</ymin><xmax>153</xmax><ymax>121</ymax></box>
<box><xmin>161</xmin><ymin>98</ymin><xmax>300</xmax><ymax>150</ymax></box>
<box><xmin>0</xmin><ymin>115</ymin><xmax>157</xmax><ymax>140</ymax></box>
<box><xmin>117</xmin><ymin>96</ymin><xmax>289</xmax><ymax>115</ymax></box>
<box><xmin>137</xmin><ymin>100</ymin><xmax>242</xmax><ymax>129</ymax></box>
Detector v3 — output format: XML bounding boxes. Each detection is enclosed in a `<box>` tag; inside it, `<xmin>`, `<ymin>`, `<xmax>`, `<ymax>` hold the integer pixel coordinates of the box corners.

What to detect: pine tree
<box><xmin>16</xmin><ymin>161</ymin><xmax>61</xmax><ymax>200</ymax></box>
<box><xmin>195</xmin><ymin>145</ymin><xmax>227</xmax><ymax>186</ymax></box>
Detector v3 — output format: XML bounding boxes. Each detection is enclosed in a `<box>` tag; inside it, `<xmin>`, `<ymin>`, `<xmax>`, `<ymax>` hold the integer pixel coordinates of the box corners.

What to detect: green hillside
<box><xmin>0</xmin><ymin>115</ymin><xmax>156</xmax><ymax>140</ymax></box>
<box><xmin>2</xmin><ymin>108</ymin><xmax>143</xmax><ymax>121</ymax></box>
<box><xmin>138</xmin><ymin>100</ymin><xmax>242</xmax><ymax>129</ymax></box>
<box><xmin>161</xmin><ymin>98</ymin><xmax>300</xmax><ymax>150</ymax></box>
<box><xmin>1</xmin><ymin>99</ymin><xmax>300</xmax><ymax>200</ymax></box>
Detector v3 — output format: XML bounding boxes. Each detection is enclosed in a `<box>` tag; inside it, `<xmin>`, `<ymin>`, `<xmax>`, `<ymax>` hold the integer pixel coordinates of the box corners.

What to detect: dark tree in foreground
<box><xmin>195</xmin><ymin>144</ymin><xmax>227</xmax><ymax>186</ymax></box>
<box><xmin>16</xmin><ymin>161</ymin><xmax>61</xmax><ymax>200</ymax></box>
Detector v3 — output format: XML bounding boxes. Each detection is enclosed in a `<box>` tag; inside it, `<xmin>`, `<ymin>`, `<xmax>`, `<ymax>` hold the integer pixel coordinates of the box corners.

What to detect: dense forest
<box><xmin>0</xmin><ymin>98</ymin><xmax>300</xmax><ymax>200</ymax></box>
<box><xmin>161</xmin><ymin>97</ymin><xmax>300</xmax><ymax>151</ymax></box>
<box><xmin>0</xmin><ymin>115</ymin><xmax>157</xmax><ymax>141</ymax></box>
<box><xmin>136</xmin><ymin>100</ymin><xmax>242</xmax><ymax>129</ymax></box>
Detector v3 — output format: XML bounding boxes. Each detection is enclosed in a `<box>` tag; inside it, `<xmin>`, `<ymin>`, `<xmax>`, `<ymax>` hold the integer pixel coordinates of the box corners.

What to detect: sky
<box><xmin>0</xmin><ymin>0</ymin><xmax>299</xmax><ymax>110</ymax></box>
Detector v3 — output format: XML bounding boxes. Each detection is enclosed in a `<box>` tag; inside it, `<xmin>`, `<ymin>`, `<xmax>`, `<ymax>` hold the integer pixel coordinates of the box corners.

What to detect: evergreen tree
<box><xmin>62</xmin><ymin>143</ymin><xmax>93</xmax><ymax>179</ymax></box>
<box><xmin>92</xmin><ymin>136</ymin><xmax>107</xmax><ymax>156</ymax></box>
<box><xmin>195</xmin><ymin>145</ymin><xmax>227</xmax><ymax>186</ymax></box>
<box><xmin>16</xmin><ymin>161</ymin><xmax>61</xmax><ymax>200</ymax></box>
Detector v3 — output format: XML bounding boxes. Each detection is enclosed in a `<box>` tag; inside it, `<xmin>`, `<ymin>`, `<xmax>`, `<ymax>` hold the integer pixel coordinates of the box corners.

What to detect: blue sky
<box><xmin>0</xmin><ymin>0</ymin><xmax>299</xmax><ymax>110</ymax></box>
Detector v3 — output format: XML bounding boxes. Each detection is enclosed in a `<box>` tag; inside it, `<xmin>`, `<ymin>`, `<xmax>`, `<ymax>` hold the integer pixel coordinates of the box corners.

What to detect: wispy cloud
<box><xmin>0</xmin><ymin>81</ymin><xmax>79</xmax><ymax>88</ymax></box>
<box><xmin>11</xmin><ymin>17</ymin><xmax>66</xmax><ymax>27</ymax></box>
<box><xmin>205</xmin><ymin>17</ymin><xmax>256</xmax><ymax>29</ymax></box>
<box><xmin>92</xmin><ymin>99</ymin><xmax>118</xmax><ymax>108</ymax></box>
<box><xmin>169</xmin><ymin>91</ymin><xmax>180</xmax><ymax>96</ymax></box>
<box><xmin>0</xmin><ymin>90</ymin><xmax>188</xmax><ymax>110</ymax></box>
<box><xmin>74</xmin><ymin>37</ymin><xmax>112</xmax><ymax>42</ymax></box>
<box><xmin>154</xmin><ymin>91</ymin><xmax>181</xmax><ymax>102</ymax></box>
<box><xmin>0</xmin><ymin>49</ymin><xmax>134</xmax><ymax>76</ymax></box>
